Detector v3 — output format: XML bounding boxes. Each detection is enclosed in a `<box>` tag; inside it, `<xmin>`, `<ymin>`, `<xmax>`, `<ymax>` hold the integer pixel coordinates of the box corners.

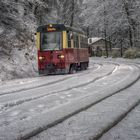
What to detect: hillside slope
<box><xmin>0</xmin><ymin>0</ymin><xmax>54</xmax><ymax>81</ymax></box>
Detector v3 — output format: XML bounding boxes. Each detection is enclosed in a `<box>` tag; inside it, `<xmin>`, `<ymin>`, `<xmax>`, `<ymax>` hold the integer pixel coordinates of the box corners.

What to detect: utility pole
<box><xmin>103</xmin><ymin>0</ymin><xmax>108</xmax><ymax>57</ymax></box>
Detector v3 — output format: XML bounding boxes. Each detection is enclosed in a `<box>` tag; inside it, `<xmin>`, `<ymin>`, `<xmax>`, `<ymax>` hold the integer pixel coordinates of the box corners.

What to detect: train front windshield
<box><xmin>41</xmin><ymin>32</ymin><xmax>62</xmax><ymax>51</ymax></box>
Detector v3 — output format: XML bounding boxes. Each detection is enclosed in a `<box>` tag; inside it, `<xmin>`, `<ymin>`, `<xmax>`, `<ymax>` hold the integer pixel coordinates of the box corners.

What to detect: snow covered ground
<box><xmin>0</xmin><ymin>58</ymin><xmax>140</xmax><ymax>140</ymax></box>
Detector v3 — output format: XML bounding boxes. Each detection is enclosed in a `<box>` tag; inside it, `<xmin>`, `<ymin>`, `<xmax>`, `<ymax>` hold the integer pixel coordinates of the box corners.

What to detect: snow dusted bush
<box><xmin>123</xmin><ymin>48</ymin><xmax>140</xmax><ymax>59</ymax></box>
<box><xmin>135</xmin><ymin>50</ymin><xmax>140</xmax><ymax>58</ymax></box>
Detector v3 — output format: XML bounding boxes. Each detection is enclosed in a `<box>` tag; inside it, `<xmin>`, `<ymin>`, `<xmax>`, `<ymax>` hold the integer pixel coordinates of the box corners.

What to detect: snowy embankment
<box><xmin>0</xmin><ymin>47</ymin><xmax>38</xmax><ymax>82</ymax></box>
<box><xmin>0</xmin><ymin>0</ymin><xmax>50</xmax><ymax>82</ymax></box>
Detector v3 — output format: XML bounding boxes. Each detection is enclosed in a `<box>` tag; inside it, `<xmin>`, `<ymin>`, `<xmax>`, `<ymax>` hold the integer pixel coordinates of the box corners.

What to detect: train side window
<box><xmin>80</xmin><ymin>36</ymin><xmax>84</xmax><ymax>48</ymax></box>
<box><xmin>83</xmin><ymin>37</ymin><xmax>86</xmax><ymax>48</ymax></box>
<box><xmin>74</xmin><ymin>34</ymin><xmax>79</xmax><ymax>48</ymax></box>
<box><xmin>76</xmin><ymin>35</ymin><xmax>79</xmax><ymax>48</ymax></box>
<box><xmin>67</xmin><ymin>33</ymin><xmax>71</xmax><ymax>48</ymax></box>
<box><xmin>73</xmin><ymin>34</ymin><xmax>76</xmax><ymax>48</ymax></box>
<box><xmin>80</xmin><ymin>36</ymin><xmax>82</xmax><ymax>48</ymax></box>
<box><xmin>81</xmin><ymin>37</ymin><xmax>87</xmax><ymax>48</ymax></box>
<box><xmin>85</xmin><ymin>38</ymin><xmax>88</xmax><ymax>48</ymax></box>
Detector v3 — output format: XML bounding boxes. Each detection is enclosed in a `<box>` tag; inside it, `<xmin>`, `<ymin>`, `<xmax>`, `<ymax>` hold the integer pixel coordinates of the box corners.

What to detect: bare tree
<box><xmin>103</xmin><ymin>0</ymin><xmax>108</xmax><ymax>57</ymax></box>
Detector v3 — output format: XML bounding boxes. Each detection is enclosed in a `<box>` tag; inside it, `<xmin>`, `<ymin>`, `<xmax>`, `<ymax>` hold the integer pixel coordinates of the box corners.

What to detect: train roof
<box><xmin>37</xmin><ymin>24</ymin><xmax>85</xmax><ymax>34</ymax></box>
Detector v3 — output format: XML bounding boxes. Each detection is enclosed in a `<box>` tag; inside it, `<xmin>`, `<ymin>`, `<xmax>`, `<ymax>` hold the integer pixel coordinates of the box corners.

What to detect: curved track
<box><xmin>0</xmin><ymin>61</ymin><xmax>140</xmax><ymax>140</ymax></box>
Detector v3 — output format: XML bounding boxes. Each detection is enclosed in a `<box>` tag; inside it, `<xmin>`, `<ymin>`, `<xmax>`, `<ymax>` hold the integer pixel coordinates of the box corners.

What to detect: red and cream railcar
<box><xmin>36</xmin><ymin>24</ymin><xmax>89</xmax><ymax>75</ymax></box>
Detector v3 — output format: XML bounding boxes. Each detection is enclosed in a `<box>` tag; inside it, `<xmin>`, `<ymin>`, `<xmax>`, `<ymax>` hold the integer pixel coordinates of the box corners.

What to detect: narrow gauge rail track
<box><xmin>0</xmin><ymin>63</ymin><xmax>139</xmax><ymax>140</ymax></box>
<box><xmin>0</xmin><ymin>64</ymin><xmax>101</xmax><ymax>97</ymax></box>
<box><xmin>93</xmin><ymin>100</ymin><xmax>140</xmax><ymax>140</ymax></box>
<box><xmin>26</xmin><ymin>64</ymin><xmax>140</xmax><ymax>140</ymax></box>
<box><xmin>0</xmin><ymin>63</ymin><xmax>116</xmax><ymax>112</ymax></box>
<box><xmin>92</xmin><ymin>62</ymin><xmax>140</xmax><ymax>140</ymax></box>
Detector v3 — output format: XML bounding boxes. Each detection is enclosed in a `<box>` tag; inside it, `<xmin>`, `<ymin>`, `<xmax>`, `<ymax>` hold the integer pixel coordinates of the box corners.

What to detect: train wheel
<box><xmin>44</xmin><ymin>69</ymin><xmax>49</xmax><ymax>75</ymax></box>
<box><xmin>69</xmin><ymin>64</ymin><xmax>76</xmax><ymax>74</ymax></box>
<box><xmin>85</xmin><ymin>62</ymin><xmax>88</xmax><ymax>70</ymax></box>
<box><xmin>80</xmin><ymin>62</ymin><xmax>88</xmax><ymax>70</ymax></box>
<box><xmin>80</xmin><ymin>63</ymin><xmax>85</xmax><ymax>70</ymax></box>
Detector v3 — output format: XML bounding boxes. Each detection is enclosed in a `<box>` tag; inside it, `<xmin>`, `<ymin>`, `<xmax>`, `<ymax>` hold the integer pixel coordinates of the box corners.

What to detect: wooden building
<box><xmin>88</xmin><ymin>37</ymin><xmax>112</xmax><ymax>56</ymax></box>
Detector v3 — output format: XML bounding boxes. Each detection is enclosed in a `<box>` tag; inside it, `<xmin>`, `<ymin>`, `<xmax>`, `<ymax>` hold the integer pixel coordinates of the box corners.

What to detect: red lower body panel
<box><xmin>38</xmin><ymin>48</ymin><xmax>89</xmax><ymax>74</ymax></box>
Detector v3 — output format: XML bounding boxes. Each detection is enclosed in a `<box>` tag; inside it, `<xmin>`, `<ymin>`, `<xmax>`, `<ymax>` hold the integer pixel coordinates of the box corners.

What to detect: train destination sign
<box><xmin>47</xmin><ymin>27</ymin><xmax>56</xmax><ymax>32</ymax></box>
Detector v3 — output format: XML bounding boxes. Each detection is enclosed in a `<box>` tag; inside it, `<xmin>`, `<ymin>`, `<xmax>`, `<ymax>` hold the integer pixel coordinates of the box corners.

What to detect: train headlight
<box><xmin>39</xmin><ymin>56</ymin><xmax>45</xmax><ymax>61</ymax></box>
<box><xmin>58</xmin><ymin>55</ymin><xmax>65</xmax><ymax>59</ymax></box>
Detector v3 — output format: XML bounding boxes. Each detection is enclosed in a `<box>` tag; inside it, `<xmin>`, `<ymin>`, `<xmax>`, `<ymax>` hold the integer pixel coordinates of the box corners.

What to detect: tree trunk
<box><xmin>70</xmin><ymin>0</ymin><xmax>75</xmax><ymax>27</ymax></box>
<box><xmin>122</xmin><ymin>0</ymin><xmax>135</xmax><ymax>48</ymax></box>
